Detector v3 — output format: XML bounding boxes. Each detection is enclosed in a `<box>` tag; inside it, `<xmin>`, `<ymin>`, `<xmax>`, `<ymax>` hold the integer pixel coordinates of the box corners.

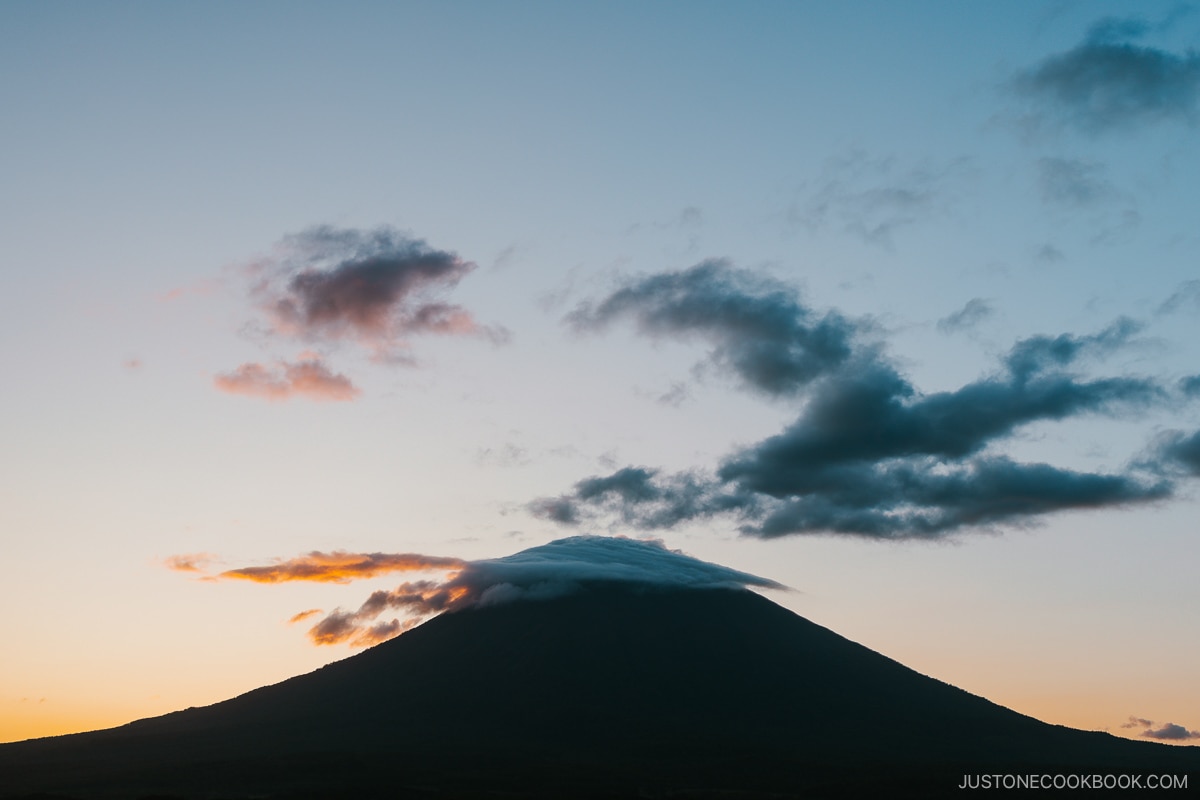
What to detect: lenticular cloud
<box><xmin>460</xmin><ymin>535</ymin><xmax>784</xmax><ymax>605</ymax></box>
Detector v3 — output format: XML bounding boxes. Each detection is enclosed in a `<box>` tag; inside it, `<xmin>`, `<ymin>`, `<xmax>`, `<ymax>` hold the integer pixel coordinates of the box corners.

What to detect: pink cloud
<box><xmin>246</xmin><ymin>226</ymin><xmax>507</xmax><ymax>362</ymax></box>
<box><xmin>213</xmin><ymin>358</ymin><xmax>360</xmax><ymax>402</ymax></box>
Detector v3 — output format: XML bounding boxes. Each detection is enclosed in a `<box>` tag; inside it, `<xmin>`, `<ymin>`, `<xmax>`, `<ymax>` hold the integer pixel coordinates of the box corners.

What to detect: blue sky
<box><xmin>2</xmin><ymin>0</ymin><xmax>1199</xmax><ymax>744</ymax></box>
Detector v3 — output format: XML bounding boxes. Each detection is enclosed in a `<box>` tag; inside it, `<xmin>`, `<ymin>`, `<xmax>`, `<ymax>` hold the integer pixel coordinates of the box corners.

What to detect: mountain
<box><xmin>2</xmin><ymin>585</ymin><xmax>1196</xmax><ymax>799</ymax></box>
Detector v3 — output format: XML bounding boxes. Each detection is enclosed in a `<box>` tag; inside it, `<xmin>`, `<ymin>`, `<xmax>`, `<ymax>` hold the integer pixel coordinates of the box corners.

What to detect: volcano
<box><xmin>2</xmin><ymin>584</ymin><xmax>1196</xmax><ymax>799</ymax></box>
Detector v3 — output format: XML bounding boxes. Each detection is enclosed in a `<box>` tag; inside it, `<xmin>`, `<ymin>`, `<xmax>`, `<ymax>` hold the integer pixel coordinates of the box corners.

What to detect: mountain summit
<box><xmin>2</xmin><ymin>541</ymin><xmax>1196</xmax><ymax>799</ymax></box>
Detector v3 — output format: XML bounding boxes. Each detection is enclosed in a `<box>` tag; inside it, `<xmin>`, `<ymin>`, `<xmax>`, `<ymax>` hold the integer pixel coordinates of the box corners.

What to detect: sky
<box><xmin>2</xmin><ymin>0</ymin><xmax>1199</xmax><ymax>746</ymax></box>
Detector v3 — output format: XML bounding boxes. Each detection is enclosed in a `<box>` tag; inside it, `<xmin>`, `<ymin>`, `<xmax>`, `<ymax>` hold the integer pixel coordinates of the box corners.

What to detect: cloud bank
<box><xmin>184</xmin><ymin>536</ymin><xmax>782</xmax><ymax>647</ymax></box>
<box><xmin>535</xmin><ymin>262</ymin><xmax>1183</xmax><ymax>539</ymax></box>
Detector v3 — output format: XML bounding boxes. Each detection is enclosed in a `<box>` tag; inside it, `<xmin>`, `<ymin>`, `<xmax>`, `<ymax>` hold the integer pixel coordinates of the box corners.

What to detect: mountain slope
<box><xmin>2</xmin><ymin>585</ymin><xmax>1196</xmax><ymax>799</ymax></box>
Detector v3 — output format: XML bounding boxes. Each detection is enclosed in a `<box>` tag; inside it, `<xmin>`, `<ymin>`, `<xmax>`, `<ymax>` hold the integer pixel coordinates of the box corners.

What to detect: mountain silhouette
<box><xmin>2</xmin><ymin>584</ymin><xmax>1196</xmax><ymax>799</ymax></box>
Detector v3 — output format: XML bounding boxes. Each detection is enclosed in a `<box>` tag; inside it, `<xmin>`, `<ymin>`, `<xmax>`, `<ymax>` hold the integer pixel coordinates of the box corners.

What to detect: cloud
<box><xmin>657</xmin><ymin>380</ymin><xmax>691</xmax><ymax>407</ymax></box>
<box><xmin>213</xmin><ymin>358</ymin><xmax>361</xmax><ymax>402</ymax></box>
<box><xmin>308</xmin><ymin>610</ymin><xmax>419</xmax><ymax>647</ymax></box>
<box><xmin>1001</xmin><ymin>316</ymin><xmax>1143</xmax><ymax>381</ymax></box>
<box><xmin>792</xmin><ymin>152</ymin><xmax>972</xmax><ymax>247</ymax></box>
<box><xmin>247</xmin><ymin>225</ymin><xmax>505</xmax><ymax>362</ymax></box>
<box><xmin>1011</xmin><ymin>22</ymin><xmax>1200</xmax><ymax>133</ymax></box>
<box><xmin>566</xmin><ymin>260</ymin><xmax>861</xmax><ymax>398</ymax></box>
<box><xmin>287</xmin><ymin>609</ymin><xmax>322</xmax><ymax>624</ymax></box>
<box><xmin>1158</xmin><ymin>279</ymin><xmax>1200</xmax><ymax>315</ymax></box>
<box><xmin>215</xmin><ymin>551</ymin><xmax>468</xmax><ymax>584</ymax></box>
<box><xmin>1036</xmin><ymin>157</ymin><xmax>1116</xmax><ymax>206</ymax></box>
<box><xmin>540</xmin><ymin>264</ymin><xmax>1179</xmax><ymax>539</ymax></box>
<box><xmin>1143</xmin><ymin>723</ymin><xmax>1200</xmax><ymax>741</ymax></box>
<box><xmin>164</xmin><ymin>553</ymin><xmax>219</xmax><ymax>573</ymax></box>
<box><xmin>203</xmin><ymin>536</ymin><xmax>782</xmax><ymax>647</ymax></box>
<box><xmin>1157</xmin><ymin>429</ymin><xmax>1200</xmax><ymax>475</ymax></box>
<box><xmin>1120</xmin><ymin>715</ymin><xmax>1154</xmax><ymax>728</ymax></box>
<box><xmin>476</xmin><ymin>443</ymin><xmax>532</xmax><ymax>468</ymax></box>
<box><xmin>937</xmin><ymin>298</ymin><xmax>994</xmax><ymax>334</ymax></box>
<box><xmin>1122</xmin><ymin>715</ymin><xmax>1200</xmax><ymax>740</ymax></box>
<box><xmin>1036</xmin><ymin>243</ymin><xmax>1065</xmax><ymax>262</ymax></box>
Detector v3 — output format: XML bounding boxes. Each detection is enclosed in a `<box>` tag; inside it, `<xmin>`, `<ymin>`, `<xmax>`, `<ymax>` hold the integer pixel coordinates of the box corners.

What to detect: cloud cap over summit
<box><xmin>460</xmin><ymin>535</ymin><xmax>785</xmax><ymax>605</ymax></box>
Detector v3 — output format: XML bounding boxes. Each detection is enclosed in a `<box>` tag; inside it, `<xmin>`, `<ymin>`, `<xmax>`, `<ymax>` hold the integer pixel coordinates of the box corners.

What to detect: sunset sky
<box><xmin>3</xmin><ymin>1</ymin><xmax>1199</xmax><ymax>745</ymax></box>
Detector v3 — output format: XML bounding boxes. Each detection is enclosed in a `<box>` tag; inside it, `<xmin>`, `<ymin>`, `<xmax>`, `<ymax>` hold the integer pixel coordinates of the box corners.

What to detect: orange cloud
<box><xmin>304</xmin><ymin>581</ymin><xmax>468</xmax><ymax>647</ymax></box>
<box><xmin>309</xmin><ymin>614</ymin><xmax>420</xmax><ymax>647</ymax></box>
<box><xmin>287</xmin><ymin>609</ymin><xmax>322</xmax><ymax>624</ymax></box>
<box><xmin>213</xmin><ymin>358</ymin><xmax>360</xmax><ymax>402</ymax></box>
<box><xmin>163</xmin><ymin>553</ymin><xmax>219</xmax><ymax>573</ymax></box>
<box><xmin>176</xmin><ymin>537</ymin><xmax>782</xmax><ymax>649</ymax></box>
<box><xmin>218</xmin><ymin>551</ymin><xmax>467</xmax><ymax>584</ymax></box>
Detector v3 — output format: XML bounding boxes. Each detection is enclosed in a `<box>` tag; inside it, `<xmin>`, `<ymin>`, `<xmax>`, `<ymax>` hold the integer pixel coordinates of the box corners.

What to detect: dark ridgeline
<box><xmin>1</xmin><ymin>585</ymin><xmax>1196</xmax><ymax>799</ymax></box>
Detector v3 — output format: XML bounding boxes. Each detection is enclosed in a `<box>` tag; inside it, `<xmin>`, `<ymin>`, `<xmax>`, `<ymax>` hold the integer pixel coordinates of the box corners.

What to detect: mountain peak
<box><xmin>2</xmin><ymin>564</ymin><xmax>1195</xmax><ymax>799</ymax></box>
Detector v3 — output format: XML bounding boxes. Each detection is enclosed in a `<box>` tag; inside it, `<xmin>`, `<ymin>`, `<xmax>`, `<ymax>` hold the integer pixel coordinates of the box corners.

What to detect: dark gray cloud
<box><xmin>1086</xmin><ymin>16</ymin><xmax>1154</xmax><ymax>45</ymax></box>
<box><xmin>740</xmin><ymin>457</ymin><xmax>1167</xmax><ymax>538</ymax></box>
<box><xmin>1012</xmin><ymin>22</ymin><xmax>1200</xmax><ymax>133</ymax></box>
<box><xmin>937</xmin><ymin>298</ymin><xmax>994</xmax><ymax>334</ymax></box>
<box><xmin>1001</xmin><ymin>317</ymin><xmax>1142</xmax><ymax>381</ymax></box>
<box><xmin>536</xmin><ymin>264</ymin><xmax>1179</xmax><ymax>539</ymax></box>
<box><xmin>1158</xmin><ymin>429</ymin><xmax>1200</xmax><ymax>475</ymax></box>
<box><xmin>1143</xmin><ymin>722</ymin><xmax>1200</xmax><ymax>741</ymax></box>
<box><xmin>1122</xmin><ymin>715</ymin><xmax>1200</xmax><ymax>740</ymax></box>
<box><xmin>229</xmin><ymin>536</ymin><xmax>782</xmax><ymax>646</ymax></box>
<box><xmin>248</xmin><ymin>225</ymin><xmax>506</xmax><ymax>362</ymax></box>
<box><xmin>567</xmin><ymin>260</ymin><xmax>860</xmax><ymax>398</ymax></box>
<box><xmin>1036</xmin><ymin>157</ymin><xmax>1116</xmax><ymax>206</ymax></box>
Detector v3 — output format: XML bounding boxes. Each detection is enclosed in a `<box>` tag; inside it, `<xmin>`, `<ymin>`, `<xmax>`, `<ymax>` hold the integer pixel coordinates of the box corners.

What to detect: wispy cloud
<box><xmin>1158</xmin><ymin>279</ymin><xmax>1200</xmax><ymax>315</ymax></box>
<box><xmin>790</xmin><ymin>152</ymin><xmax>972</xmax><ymax>247</ymax></box>
<box><xmin>216</xmin><ymin>551</ymin><xmax>468</xmax><ymax>584</ymax></box>
<box><xmin>537</xmin><ymin>263</ymin><xmax>1182</xmax><ymax>539</ymax></box>
<box><xmin>1011</xmin><ymin>17</ymin><xmax>1200</xmax><ymax>134</ymax></box>
<box><xmin>163</xmin><ymin>553</ymin><xmax>219</xmax><ymax>573</ymax></box>
<box><xmin>213</xmin><ymin>357</ymin><xmax>361</xmax><ymax>402</ymax></box>
<box><xmin>1036</xmin><ymin>157</ymin><xmax>1117</xmax><ymax>206</ymax></box>
<box><xmin>1120</xmin><ymin>715</ymin><xmax>1155</xmax><ymax>728</ymax></box>
<box><xmin>937</xmin><ymin>298</ymin><xmax>994</xmax><ymax>335</ymax></box>
<box><xmin>183</xmin><ymin>537</ymin><xmax>781</xmax><ymax>647</ymax></box>
<box><xmin>246</xmin><ymin>225</ymin><xmax>506</xmax><ymax>362</ymax></box>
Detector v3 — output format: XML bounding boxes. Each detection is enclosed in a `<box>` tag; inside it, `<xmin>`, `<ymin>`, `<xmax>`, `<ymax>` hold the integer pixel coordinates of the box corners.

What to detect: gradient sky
<box><xmin>3</xmin><ymin>0</ymin><xmax>1199</xmax><ymax>745</ymax></box>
